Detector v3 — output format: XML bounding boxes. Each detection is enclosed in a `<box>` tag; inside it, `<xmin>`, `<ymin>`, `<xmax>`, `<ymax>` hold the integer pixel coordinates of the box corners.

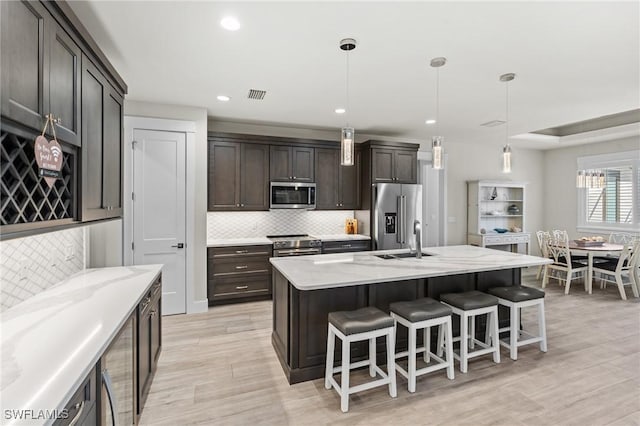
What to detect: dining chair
<box><xmin>535</xmin><ymin>231</ymin><xmax>551</xmax><ymax>280</ymax></box>
<box><xmin>594</xmin><ymin>241</ymin><xmax>640</xmax><ymax>300</ymax></box>
<box><xmin>608</xmin><ymin>232</ymin><xmax>638</xmax><ymax>245</ymax></box>
<box><xmin>542</xmin><ymin>234</ymin><xmax>588</xmax><ymax>295</ymax></box>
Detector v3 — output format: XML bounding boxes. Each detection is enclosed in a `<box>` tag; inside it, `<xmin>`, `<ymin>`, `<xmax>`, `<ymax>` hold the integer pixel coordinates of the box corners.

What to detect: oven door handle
<box><xmin>276</xmin><ymin>248</ymin><xmax>321</xmax><ymax>256</ymax></box>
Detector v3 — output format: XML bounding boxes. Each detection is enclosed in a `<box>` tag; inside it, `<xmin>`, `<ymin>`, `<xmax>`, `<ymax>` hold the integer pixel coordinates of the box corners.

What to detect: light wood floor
<box><xmin>139</xmin><ymin>272</ymin><xmax>640</xmax><ymax>425</ymax></box>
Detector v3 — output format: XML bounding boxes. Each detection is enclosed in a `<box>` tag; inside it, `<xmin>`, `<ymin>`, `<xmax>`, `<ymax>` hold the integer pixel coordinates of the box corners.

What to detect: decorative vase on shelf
<box><xmin>490</xmin><ymin>187</ymin><xmax>498</xmax><ymax>200</ymax></box>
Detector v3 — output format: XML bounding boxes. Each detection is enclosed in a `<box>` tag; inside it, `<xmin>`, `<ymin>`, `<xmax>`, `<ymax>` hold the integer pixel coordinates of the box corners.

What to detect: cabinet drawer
<box><xmin>209</xmin><ymin>276</ymin><xmax>271</xmax><ymax>300</ymax></box>
<box><xmin>210</xmin><ymin>258</ymin><xmax>270</xmax><ymax>277</ymax></box>
<box><xmin>53</xmin><ymin>366</ymin><xmax>96</xmax><ymax>426</ymax></box>
<box><xmin>322</xmin><ymin>240</ymin><xmax>371</xmax><ymax>253</ymax></box>
<box><xmin>209</xmin><ymin>245</ymin><xmax>272</xmax><ymax>258</ymax></box>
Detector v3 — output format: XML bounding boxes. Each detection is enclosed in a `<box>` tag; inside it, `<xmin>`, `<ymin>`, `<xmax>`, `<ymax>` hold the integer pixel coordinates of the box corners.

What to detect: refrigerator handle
<box><xmin>396</xmin><ymin>196</ymin><xmax>402</xmax><ymax>244</ymax></box>
<box><xmin>400</xmin><ymin>195</ymin><xmax>407</xmax><ymax>244</ymax></box>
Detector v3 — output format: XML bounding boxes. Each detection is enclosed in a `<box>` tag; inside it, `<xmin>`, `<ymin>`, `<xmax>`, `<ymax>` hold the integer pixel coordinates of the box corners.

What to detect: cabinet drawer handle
<box><xmin>235</xmin><ymin>250</ymin><xmax>249</xmax><ymax>254</ymax></box>
<box><xmin>235</xmin><ymin>285</ymin><xmax>249</xmax><ymax>290</ymax></box>
<box><xmin>342</xmin><ymin>244</ymin><xmax>351</xmax><ymax>248</ymax></box>
<box><xmin>150</xmin><ymin>309</ymin><xmax>157</xmax><ymax>317</ymax></box>
<box><xmin>68</xmin><ymin>400</ymin><xmax>85</xmax><ymax>426</ymax></box>
<box><xmin>235</xmin><ymin>265</ymin><xmax>248</xmax><ymax>270</ymax></box>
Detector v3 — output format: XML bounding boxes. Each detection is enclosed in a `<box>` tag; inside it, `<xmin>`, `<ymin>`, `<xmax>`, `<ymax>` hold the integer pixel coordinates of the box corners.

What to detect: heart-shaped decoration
<box><xmin>34</xmin><ymin>135</ymin><xmax>63</xmax><ymax>188</ymax></box>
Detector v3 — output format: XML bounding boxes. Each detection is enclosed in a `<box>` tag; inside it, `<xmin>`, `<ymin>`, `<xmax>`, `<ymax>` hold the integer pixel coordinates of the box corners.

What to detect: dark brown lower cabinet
<box><xmin>53</xmin><ymin>366</ymin><xmax>97</xmax><ymax>426</ymax></box>
<box><xmin>137</xmin><ymin>279</ymin><xmax>162</xmax><ymax>418</ymax></box>
<box><xmin>208</xmin><ymin>245</ymin><xmax>272</xmax><ymax>304</ymax></box>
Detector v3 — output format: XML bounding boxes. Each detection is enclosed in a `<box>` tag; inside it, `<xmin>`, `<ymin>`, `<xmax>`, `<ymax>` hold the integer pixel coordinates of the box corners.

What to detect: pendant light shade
<box><xmin>500</xmin><ymin>73</ymin><xmax>515</xmax><ymax>173</ymax></box>
<box><xmin>341</xmin><ymin>127</ymin><xmax>355</xmax><ymax>166</ymax></box>
<box><xmin>430</xmin><ymin>57</ymin><xmax>446</xmax><ymax>170</ymax></box>
<box><xmin>502</xmin><ymin>144</ymin><xmax>512</xmax><ymax>174</ymax></box>
<box><xmin>339</xmin><ymin>38</ymin><xmax>356</xmax><ymax>166</ymax></box>
<box><xmin>432</xmin><ymin>136</ymin><xmax>443</xmax><ymax>170</ymax></box>
<box><xmin>576</xmin><ymin>169</ymin><xmax>606</xmax><ymax>188</ymax></box>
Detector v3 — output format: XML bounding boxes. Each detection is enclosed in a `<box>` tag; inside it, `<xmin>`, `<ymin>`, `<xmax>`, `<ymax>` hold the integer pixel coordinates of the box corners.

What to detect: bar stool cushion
<box><xmin>440</xmin><ymin>291</ymin><xmax>498</xmax><ymax>310</ymax></box>
<box><xmin>487</xmin><ymin>286</ymin><xmax>545</xmax><ymax>302</ymax></box>
<box><xmin>389</xmin><ymin>298</ymin><xmax>452</xmax><ymax>322</ymax></box>
<box><xmin>328</xmin><ymin>307</ymin><xmax>394</xmax><ymax>336</ymax></box>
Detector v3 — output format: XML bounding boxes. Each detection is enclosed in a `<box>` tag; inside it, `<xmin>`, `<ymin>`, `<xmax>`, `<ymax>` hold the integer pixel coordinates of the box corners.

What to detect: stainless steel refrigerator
<box><xmin>372</xmin><ymin>183</ymin><xmax>422</xmax><ymax>250</ymax></box>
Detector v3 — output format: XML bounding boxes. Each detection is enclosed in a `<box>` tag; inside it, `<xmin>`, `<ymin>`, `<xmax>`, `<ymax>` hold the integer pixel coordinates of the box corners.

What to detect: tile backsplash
<box><xmin>207</xmin><ymin>210</ymin><xmax>355</xmax><ymax>239</ymax></box>
<box><xmin>0</xmin><ymin>228</ymin><xmax>85</xmax><ymax>312</ymax></box>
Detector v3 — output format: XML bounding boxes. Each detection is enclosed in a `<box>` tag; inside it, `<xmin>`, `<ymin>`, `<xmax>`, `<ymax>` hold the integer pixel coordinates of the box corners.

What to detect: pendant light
<box><xmin>500</xmin><ymin>73</ymin><xmax>515</xmax><ymax>173</ymax></box>
<box><xmin>339</xmin><ymin>38</ymin><xmax>356</xmax><ymax>166</ymax></box>
<box><xmin>430</xmin><ymin>57</ymin><xmax>446</xmax><ymax>170</ymax></box>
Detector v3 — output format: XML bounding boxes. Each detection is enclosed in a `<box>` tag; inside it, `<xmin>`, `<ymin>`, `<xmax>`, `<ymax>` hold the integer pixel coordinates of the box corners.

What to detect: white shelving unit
<box><xmin>467</xmin><ymin>180</ymin><xmax>530</xmax><ymax>254</ymax></box>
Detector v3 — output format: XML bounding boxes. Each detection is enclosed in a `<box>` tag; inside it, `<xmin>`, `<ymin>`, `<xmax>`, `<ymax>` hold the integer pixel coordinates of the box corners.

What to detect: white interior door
<box><xmin>133</xmin><ymin>129</ymin><xmax>186</xmax><ymax>315</ymax></box>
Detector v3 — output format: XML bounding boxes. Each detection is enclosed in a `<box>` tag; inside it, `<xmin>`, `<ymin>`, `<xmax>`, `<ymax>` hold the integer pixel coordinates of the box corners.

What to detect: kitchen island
<box><xmin>270</xmin><ymin>245</ymin><xmax>551</xmax><ymax>384</ymax></box>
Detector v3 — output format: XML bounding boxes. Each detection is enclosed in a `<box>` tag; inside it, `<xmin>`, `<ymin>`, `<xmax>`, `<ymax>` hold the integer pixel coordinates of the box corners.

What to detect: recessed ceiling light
<box><xmin>220</xmin><ymin>16</ymin><xmax>240</xmax><ymax>31</ymax></box>
<box><xmin>217</xmin><ymin>95</ymin><xmax>230</xmax><ymax>102</ymax></box>
<box><xmin>425</xmin><ymin>119</ymin><xmax>436</xmax><ymax>125</ymax></box>
<box><xmin>335</xmin><ymin>108</ymin><xmax>346</xmax><ymax>114</ymax></box>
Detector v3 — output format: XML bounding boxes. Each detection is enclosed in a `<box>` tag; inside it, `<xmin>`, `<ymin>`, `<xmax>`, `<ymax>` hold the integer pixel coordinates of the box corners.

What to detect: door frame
<box><xmin>123</xmin><ymin>116</ymin><xmax>196</xmax><ymax>312</ymax></box>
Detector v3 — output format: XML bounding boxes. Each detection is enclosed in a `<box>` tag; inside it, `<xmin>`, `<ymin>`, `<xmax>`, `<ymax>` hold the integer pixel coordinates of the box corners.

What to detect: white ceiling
<box><xmin>69</xmin><ymin>1</ymin><xmax>639</xmax><ymax>150</ymax></box>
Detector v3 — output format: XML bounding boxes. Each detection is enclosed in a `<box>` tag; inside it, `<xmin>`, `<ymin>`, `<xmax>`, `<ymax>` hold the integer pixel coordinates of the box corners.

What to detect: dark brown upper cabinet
<box><xmin>1</xmin><ymin>1</ymin><xmax>81</xmax><ymax>147</ymax></box>
<box><xmin>371</xmin><ymin>148</ymin><xmax>417</xmax><ymax>184</ymax></box>
<box><xmin>270</xmin><ymin>146</ymin><xmax>314</xmax><ymax>182</ymax></box>
<box><xmin>315</xmin><ymin>148</ymin><xmax>360</xmax><ymax>210</ymax></box>
<box><xmin>81</xmin><ymin>55</ymin><xmax>123</xmax><ymax>221</ymax></box>
<box><xmin>208</xmin><ymin>141</ymin><xmax>269</xmax><ymax>211</ymax></box>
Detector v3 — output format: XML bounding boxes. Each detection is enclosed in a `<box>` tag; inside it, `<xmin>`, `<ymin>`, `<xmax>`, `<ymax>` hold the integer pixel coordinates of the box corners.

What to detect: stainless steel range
<box><xmin>268</xmin><ymin>234</ymin><xmax>322</xmax><ymax>257</ymax></box>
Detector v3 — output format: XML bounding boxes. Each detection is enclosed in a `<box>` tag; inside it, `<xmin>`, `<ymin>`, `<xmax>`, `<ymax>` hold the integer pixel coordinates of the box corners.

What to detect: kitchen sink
<box><xmin>375</xmin><ymin>252</ymin><xmax>432</xmax><ymax>259</ymax></box>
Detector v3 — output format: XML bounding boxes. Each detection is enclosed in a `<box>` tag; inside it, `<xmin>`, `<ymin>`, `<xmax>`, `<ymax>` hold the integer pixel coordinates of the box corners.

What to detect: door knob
<box><xmin>171</xmin><ymin>243</ymin><xmax>184</xmax><ymax>249</ymax></box>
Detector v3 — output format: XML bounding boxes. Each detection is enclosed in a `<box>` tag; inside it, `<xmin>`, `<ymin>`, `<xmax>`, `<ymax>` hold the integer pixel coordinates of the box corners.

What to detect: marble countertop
<box><xmin>207</xmin><ymin>237</ymin><xmax>273</xmax><ymax>247</ymax></box>
<box><xmin>270</xmin><ymin>245</ymin><xmax>552</xmax><ymax>290</ymax></box>
<box><xmin>0</xmin><ymin>265</ymin><xmax>162</xmax><ymax>425</ymax></box>
<box><xmin>206</xmin><ymin>234</ymin><xmax>370</xmax><ymax>247</ymax></box>
<box><xmin>312</xmin><ymin>234</ymin><xmax>371</xmax><ymax>241</ymax></box>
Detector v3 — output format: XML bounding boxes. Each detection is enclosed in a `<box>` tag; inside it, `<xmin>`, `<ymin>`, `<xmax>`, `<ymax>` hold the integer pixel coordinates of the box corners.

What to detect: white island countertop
<box><xmin>270</xmin><ymin>245</ymin><xmax>551</xmax><ymax>290</ymax></box>
<box><xmin>0</xmin><ymin>265</ymin><xmax>162</xmax><ymax>425</ymax></box>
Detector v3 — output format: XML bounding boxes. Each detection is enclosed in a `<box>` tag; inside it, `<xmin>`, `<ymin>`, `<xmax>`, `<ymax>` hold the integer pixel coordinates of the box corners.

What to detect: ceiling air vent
<box><xmin>480</xmin><ymin>120</ymin><xmax>506</xmax><ymax>127</ymax></box>
<box><xmin>248</xmin><ymin>89</ymin><xmax>267</xmax><ymax>100</ymax></box>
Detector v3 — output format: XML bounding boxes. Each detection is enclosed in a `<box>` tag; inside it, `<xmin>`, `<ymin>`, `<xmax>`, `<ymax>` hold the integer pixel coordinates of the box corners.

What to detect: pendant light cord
<box><xmin>505</xmin><ymin>80</ymin><xmax>509</xmax><ymax>145</ymax></box>
<box><xmin>436</xmin><ymin>67</ymin><xmax>440</xmax><ymax>135</ymax></box>
<box><xmin>346</xmin><ymin>49</ymin><xmax>350</xmax><ymax>128</ymax></box>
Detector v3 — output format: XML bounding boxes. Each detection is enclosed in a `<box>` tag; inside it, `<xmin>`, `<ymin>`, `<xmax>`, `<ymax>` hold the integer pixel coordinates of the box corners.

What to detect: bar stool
<box><xmin>439</xmin><ymin>291</ymin><xmax>501</xmax><ymax>373</ymax></box>
<box><xmin>486</xmin><ymin>286</ymin><xmax>547</xmax><ymax>360</ymax></box>
<box><xmin>389</xmin><ymin>298</ymin><xmax>455</xmax><ymax>393</ymax></box>
<box><xmin>324</xmin><ymin>307</ymin><xmax>397</xmax><ymax>412</ymax></box>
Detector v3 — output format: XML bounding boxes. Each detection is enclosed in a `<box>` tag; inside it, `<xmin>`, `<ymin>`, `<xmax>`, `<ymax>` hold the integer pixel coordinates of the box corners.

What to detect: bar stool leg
<box><xmin>325</xmin><ymin>326</ymin><xmax>335</xmax><ymax>390</ymax></box>
<box><xmin>369</xmin><ymin>337</ymin><xmax>376</xmax><ymax>378</ymax></box>
<box><xmin>386</xmin><ymin>328</ymin><xmax>397</xmax><ymax>398</ymax></box>
<box><xmin>537</xmin><ymin>301</ymin><xmax>548</xmax><ymax>352</ymax></box>
<box><xmin>460</xmin><ymin>312</ymin><xmax>468</xmax><ymax>373</ymax></box>
<box><xmin>340</xmin><ymin>338</ymin><xmax>351</xmax><ymax>413</ymax></box>
<box><xmin>469</xmin><ymin>316</ymin><xmax>475</xmax><ymax>349</ymax></box>
<box><xmin>436</xmin><ymin>324</ymin><xmax>445</xmax><ymax>358</ymax></box>
<box><xmin>510</xmin><ymin>304</ymin><xmax>519</xmax><ymax>360</ymax></box>
<box><xmin>424</xmin><ymin>326</ymin><xmax>431</xmax><ymax>363</ymax></box>
<box><xmin>408</xmin><ymin>325</ymin><xmax>417</xmax><ymax>393</ymax></box>
<box><xmin>445</xmin><ymin>318</ymin><xmax>455</xmax><ymax>380</ymax></box>
<box><xmin>491</xmin><ymin>309</ymin><xmax>501</xmax><ymax>364</ymax></box>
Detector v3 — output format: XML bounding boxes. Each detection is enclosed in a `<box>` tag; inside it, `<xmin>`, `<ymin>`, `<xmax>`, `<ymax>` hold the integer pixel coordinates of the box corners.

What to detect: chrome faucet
<box><xmin>414</xmin><ymin>220</ymin><xmax>422</xmax><ymax>259</ymax></box>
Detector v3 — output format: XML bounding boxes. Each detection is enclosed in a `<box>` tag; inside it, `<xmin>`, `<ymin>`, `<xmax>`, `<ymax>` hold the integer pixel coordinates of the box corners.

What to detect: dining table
<box><xmin>568</xmin><ymin>241</ymin><xmax>625</xmax><ymax>294</ymax></box>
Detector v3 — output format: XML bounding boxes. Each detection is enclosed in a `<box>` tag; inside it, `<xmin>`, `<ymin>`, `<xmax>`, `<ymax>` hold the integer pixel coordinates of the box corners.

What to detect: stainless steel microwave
<box><xmin>270</xmin><ymin>182</ymin><xmax>316</xmax><ymax>209</ymax></box>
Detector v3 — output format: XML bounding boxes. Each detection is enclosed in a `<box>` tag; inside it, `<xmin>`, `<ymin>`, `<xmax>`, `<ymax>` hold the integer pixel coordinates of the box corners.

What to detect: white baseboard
<box><xmin>189</xmin><ymin>299</ymin><xmax>209</xmax><ymax>314</ymax></box>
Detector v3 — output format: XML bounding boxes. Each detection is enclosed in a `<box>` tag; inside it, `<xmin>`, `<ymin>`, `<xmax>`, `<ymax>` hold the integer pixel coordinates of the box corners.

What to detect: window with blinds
<box><xmin>586</xmin><ymin>166</ymin><xmax>635</xmax><ymax>224</ymax></box>
<box><xmin>578</xmin><ymin>150</ymin><xmax>639</xmax><ymax>231</ymax></box>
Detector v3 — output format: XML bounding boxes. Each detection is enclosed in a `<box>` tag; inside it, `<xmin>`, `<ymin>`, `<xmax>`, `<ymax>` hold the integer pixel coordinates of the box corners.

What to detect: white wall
<box><xmin>124</xmin><ymin>100</ymin><xmax>208</xmax><ymax>309</ymax></box>
<box><xmin>542</xmin><ymin>135</ymin><xmax>639</xmax><ymax>237</ymax></box>
<box><xmin>431</xmin><ymin>142</ymin><xmax>545</xmax><ymax>253</ymax></box>
<box><xmin>87</xmin><ymin>219</ymin><xmax>123</xmax><ymax>268</ymax></box>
